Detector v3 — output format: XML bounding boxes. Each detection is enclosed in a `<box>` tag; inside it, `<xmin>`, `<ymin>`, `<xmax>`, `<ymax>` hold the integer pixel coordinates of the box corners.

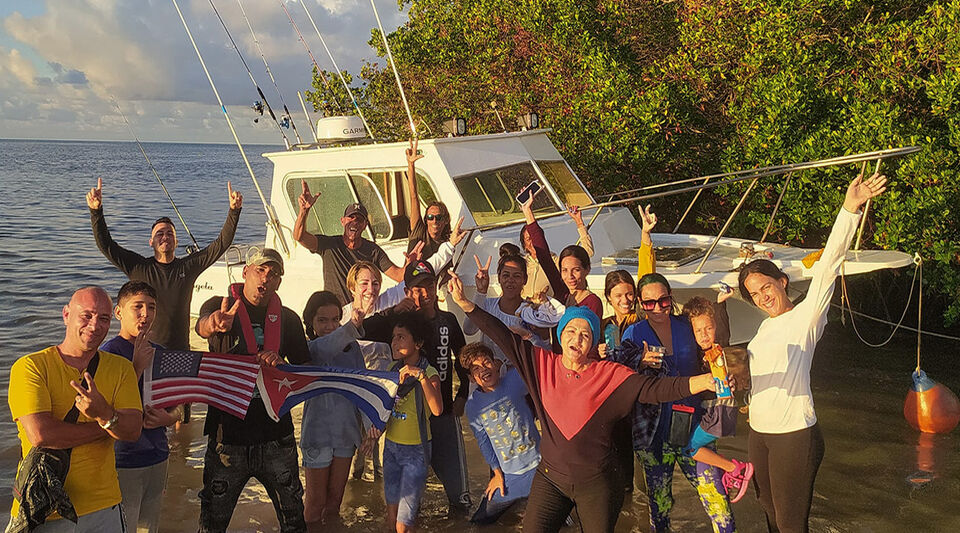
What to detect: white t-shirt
<box><xmin>747</xmin><ymin>207</ymin><xmax>860</xmax><ymax>434</ymax></box>
<box><xmin>463</xmin><ymin>295</ymin><xmax>525</xmax><ymax>363</ymax></box>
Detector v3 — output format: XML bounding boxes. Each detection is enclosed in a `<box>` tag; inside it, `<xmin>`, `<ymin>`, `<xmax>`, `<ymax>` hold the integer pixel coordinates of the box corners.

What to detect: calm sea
<box><xmin>0</xmin><ymin>139</ymin><xmax>958</xmax><ymax>531</ymax></box>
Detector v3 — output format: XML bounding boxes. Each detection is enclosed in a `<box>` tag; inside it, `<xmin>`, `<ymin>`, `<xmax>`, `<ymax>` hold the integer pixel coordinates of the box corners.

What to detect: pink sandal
<box><xmin>721</xmin><ymin>459</ymin><xmax>754</xmax><ymax>503</ymax></box>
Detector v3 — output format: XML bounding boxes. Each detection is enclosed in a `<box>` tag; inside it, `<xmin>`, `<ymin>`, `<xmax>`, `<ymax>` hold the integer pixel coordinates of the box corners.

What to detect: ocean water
<box><xmin>0</xmin><ymin>139</ymin><xmax>958</xmax><ymax>531</ymax></box>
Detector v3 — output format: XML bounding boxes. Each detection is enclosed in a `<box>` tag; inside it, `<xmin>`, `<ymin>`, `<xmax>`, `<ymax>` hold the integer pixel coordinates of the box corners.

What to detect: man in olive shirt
<box><xmin>292</xmin><ymin>180</ymin><xmax>404</xmax><ymax>304</ymax></box>
<box><xmin>87</xmin><ymin>177</ymin><xmax>243</xmax><ymax>351</ymax></box>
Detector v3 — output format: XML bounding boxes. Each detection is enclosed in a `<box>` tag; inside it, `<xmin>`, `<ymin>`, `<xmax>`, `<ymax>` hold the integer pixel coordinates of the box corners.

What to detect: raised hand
<box><xmin>351</xmin><ymin>290</ymin><xmax>377</xmax><ymax>327</ymax></box>
<box><xmin>449</xmin><ymin>216</ymin><xmax>467</xmax><ymax>246</ymax></box>
<box><xmin>639</xmin><ymin>204</ymin><xmax>658</xmax><ymax>234</ymax></box>
<box><xmin>403</xmin><ymin>240</ymin><xmax>425</xmax><ymax>267</ymax></box>
<box><xmin>474</xmin><ymin>254</ymin><xmax>492</xmax><ymax>294</ymax></box>
<box><xmin>86</xmin><ymin>177</ymin><xmax>103</xmax><ymax>210</ymax></box>
<box><xmin>228</xmin><ymin>181</ymin><xmax>243</xmax><ymax>210</ymax></box>
<box><xmin>566</xmin><ymin>205</ymin><xmax>584</xmax><ymax>227</ymax></box>
<box><xmin>210</xmin><ymin>297</ymin><xmax>241</xmax><ymax>333</ymax></box>
<box><xmin>256</xmin><ymin>350</ymin><xmax>283</xmax><ymax>367</ymax></box>
<box><xmin>131</xmin><ymin>319</ymin><xmax>156</xmax><ymax>377</ymax></box>
<box><xmin>406</xmin><ymin>137</ymin><xmax>424</xmax><ymax>165</ymax></box>
<box><xmin>446</xmin><ymin>273</ymin><xmax>475</xmax><ymax>312</ymax></box>
<box><xmin>640</xmin><ymin>340</ymin><xmax>663</xmax><ymax>369</ymax></box>
<box><xmin>298</xmin><ymin>180</ymin><xmax>321</xmax><ymax>212</ymax></box>
<box><xmin>843</xmin><ymin>171</ymin><xmax>887</xmax><ymax>213</ymax></box>
<box><xmin>70</xmin><ymin>372</ymin><xmax>112</xmax><ymax>421</ymax></box>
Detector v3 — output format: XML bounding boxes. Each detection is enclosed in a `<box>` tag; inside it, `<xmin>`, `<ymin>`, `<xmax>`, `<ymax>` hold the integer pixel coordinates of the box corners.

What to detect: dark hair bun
<box><xmin>499</xmin><ymin>242</ymin><xmax>523</xmax><ymax>258</ymax></box>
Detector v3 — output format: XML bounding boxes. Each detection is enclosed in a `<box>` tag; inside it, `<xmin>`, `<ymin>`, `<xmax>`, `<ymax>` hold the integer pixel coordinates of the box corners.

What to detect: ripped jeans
<box><xmin>199</xmin><ymin>434</ymin><xmax>306</xmax><ymax>532</ymax></box>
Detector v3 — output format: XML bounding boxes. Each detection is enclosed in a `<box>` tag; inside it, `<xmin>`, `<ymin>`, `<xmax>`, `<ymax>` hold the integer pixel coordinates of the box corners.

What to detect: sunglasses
<box><xmin>425</xmin><ymin>213</ymin><xmax>447</xmax><ymax>222</ymax></box>
<box><xmin>639</xmin><ymin>295</ymin><xmax>673</xmax><ymax>311</ymax></box>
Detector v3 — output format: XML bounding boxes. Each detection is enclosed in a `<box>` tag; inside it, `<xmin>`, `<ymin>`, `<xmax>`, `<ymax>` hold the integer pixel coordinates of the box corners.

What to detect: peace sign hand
<box><xmin>210</xmin><ymin>297</ymin><xmax>241</xmax><ymax>333</ymax></box>
<box><xmin>474</xmin><ymin>254</ymin><xmax>492</xmax><ymax>294</ymax></box>
<box><xmin>70</xmin><ymin>372</ymin><xmax>112</xmax><ymax>421</ymax></box>
<box><xmin>403</xmin><ymin>241</ymin><xmax>425</xmax><ymax>267</ymax></box>
<box><xmin>86</xmin><ymin>177</ymin><xmax>103</xmax><ymax>210</ymax></box>
<box><xmin>406</xmin><ymin>137</ymin><xmax>424</xmax><ymax>165</ymax></box>
<box><xmin>446</xmin><ymin>273</ymin><xmax>475</xmax><ymax>312</ymax></box>
<box><xmin>298</xmin><ymin>180</ymin><xmax>321</xmax><ymax>212</ymax></box>
<box><xmin>449</xmin><ymin>216</ymin><xmax>467</xmax><ymax>246</ymax></box>
<box><xmin>228</xmin><ymin>181</ymin><xmax>243</xmax><ymax>210</ymax></box>
<box><xmin>639</xmin><ymin>204</ymin><xmax>658</xmax><ymax>234</ymax></box>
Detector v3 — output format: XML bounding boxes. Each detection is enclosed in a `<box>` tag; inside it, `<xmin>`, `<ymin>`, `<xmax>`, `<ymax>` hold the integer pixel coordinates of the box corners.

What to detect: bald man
<box><xmin>7</xmin><ymin>286</ymin><xmax>144</xmax><ymax>532</ymax></box>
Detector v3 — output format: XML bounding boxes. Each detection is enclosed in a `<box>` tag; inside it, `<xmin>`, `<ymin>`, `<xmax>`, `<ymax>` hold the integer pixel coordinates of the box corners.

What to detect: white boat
<box><xmin>191</xmin><ymin>118</ymin><xmax>915</xmax><ymax>344</ymax></box>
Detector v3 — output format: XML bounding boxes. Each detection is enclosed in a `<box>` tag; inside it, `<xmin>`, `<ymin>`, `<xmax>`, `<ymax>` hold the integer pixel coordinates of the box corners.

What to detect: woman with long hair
<box><xmin>739</xmin><ymin>171</ymin><xmax>886</xmax><ymax>532</ymax></box>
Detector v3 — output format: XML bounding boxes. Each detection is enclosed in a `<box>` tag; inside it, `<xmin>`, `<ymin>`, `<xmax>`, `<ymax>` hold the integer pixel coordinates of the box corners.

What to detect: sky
<box><xmin>0</xmin><ymin>0</ymin><xmax>408</xmax><ymax>144</ymax></box>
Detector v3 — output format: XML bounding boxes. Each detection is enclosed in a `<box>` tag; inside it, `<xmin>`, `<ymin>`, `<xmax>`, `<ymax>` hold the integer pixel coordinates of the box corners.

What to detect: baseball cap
<box><xmin>404</xmin><ymin>260</ymin><xmax>436</xmax><ymax>289</ymax></box>
<box><xmin>246</xmin><ymin>248</ymin><xmax>284</xmax><ymax>275</ymax></box>
<box><xmin>343</xmin><ymin>202</ymin><xmax>368</xmax><ymax>219</ymax></box>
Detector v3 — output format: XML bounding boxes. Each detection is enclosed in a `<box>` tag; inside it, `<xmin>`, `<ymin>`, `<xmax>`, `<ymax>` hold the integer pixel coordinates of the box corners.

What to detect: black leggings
<box><xmin>523</xmin><ymin>465</ymin><xmax>625</xmax><ymax>533</ymax></box>
<box><xmin>748</xmin><ymin>424</ymin><xmax>825</xmax><ymax>533</ymax></box>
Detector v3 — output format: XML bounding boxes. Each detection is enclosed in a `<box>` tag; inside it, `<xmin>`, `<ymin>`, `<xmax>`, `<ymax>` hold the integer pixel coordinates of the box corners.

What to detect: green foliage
<box><xmin>306</xmin><ymin>0</ymin><xmax>960</xmax><ymax>325</ymax></box>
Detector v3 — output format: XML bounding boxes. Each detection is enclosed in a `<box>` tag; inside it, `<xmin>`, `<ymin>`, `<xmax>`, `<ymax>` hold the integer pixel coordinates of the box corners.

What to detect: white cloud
<box><xmin>0</xmin><ymin>0</ymin><xmax>408</xmax><ymax>142</ymax></box>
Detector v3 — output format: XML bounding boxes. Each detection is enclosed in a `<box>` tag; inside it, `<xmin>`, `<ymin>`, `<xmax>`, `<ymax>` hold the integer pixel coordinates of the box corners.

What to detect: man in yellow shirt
<box><xmin>7</xmin><ymin>286</ymin><xmax>143</xmax><ymax>532</ymax></box>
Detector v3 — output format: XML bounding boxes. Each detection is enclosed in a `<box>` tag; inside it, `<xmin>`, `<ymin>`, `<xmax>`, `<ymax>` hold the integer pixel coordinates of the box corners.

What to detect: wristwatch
<box><xmin>99</xmin><ymin>410</ymin><xmax>120</xmax><ymax>430</ymax></box>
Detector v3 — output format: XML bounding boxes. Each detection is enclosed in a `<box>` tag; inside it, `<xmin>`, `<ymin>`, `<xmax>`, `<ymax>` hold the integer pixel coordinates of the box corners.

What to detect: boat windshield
<box><xmin>536</xmin><ymin>160</ymin><xmax>592</xmax><ymax>207</ymax></box>
<box><xmin>452</xmin><ymin>162</ymin><xmax>557</xmax><ymax>226</ymax></box>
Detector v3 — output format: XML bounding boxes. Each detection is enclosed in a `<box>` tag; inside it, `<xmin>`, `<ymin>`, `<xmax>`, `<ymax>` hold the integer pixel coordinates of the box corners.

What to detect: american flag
<box><xmin>144</xmin><ymin>349</ymin><xmax>261</xmax><ymax>420</ymax></box>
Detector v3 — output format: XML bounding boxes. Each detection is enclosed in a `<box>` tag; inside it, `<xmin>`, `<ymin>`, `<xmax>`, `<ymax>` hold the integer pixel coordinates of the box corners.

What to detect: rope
<box><xmin>838</xmin><ymin>256</ymin><xmax>919</xmax><ymax>347</ymax></box>
<box><xmin>370</xmin><ymin>0</ymin><xmax>417</xmax><ymax>135</ymax></box>
<box><xmin>917</xmin><ymin>257</ymin><xmax>923</xmax><ymax>371</ymax></box>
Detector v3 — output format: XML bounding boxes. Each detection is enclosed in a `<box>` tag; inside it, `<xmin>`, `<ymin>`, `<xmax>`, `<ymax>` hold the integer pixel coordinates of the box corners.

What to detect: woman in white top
<box><xmin>463</xmin><ymin>248</ymin><xmax>529</xmax><ymax>363</ymax></box>
<box><xmin>737</xmin><ymin>171</ymin><xmax>887</xmax><ymax>533</ymax></box>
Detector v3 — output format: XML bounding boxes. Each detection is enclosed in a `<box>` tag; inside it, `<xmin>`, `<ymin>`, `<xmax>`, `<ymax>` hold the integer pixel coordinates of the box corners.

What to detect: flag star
<box><xmin>274</xmin><ymin>377</ymin><xmax>296</xmax><ymax>391</ymax></box>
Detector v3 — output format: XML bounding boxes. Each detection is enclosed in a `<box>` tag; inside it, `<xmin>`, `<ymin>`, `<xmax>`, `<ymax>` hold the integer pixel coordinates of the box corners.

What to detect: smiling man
<box><xmin>194</xmin><ymin>248</ymin><xmax>310</xmax><ymax>533</ymax></box>
<box><xmin>87</xmin><ymin>177</ymin><xmax>243</xmax><ymax>352</ymax></box>
<box><xmin>7</xmin><ymin>286</ymin><xmax>143</xmax><ymax>532</ymax></box>
<box><xmin>293</xmin><ymin>180</ymin><xmax>405</xmax><ymax>304</ymax></box>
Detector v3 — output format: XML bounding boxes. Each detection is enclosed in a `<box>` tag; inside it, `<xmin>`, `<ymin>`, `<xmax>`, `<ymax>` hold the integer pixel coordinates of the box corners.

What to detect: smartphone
<box><xmin>718</xmin><ymin>281</ymin><xmax>733</xmax><ymax>294</ymax></box>
<box><xmin>516</xmin><ymin>181</ymin><xmax>543</xmax><ymax>205</ymax></box>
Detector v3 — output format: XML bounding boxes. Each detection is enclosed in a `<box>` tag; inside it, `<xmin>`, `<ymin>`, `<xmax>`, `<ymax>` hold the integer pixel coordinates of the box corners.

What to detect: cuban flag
<box><xmin>258</xmin><ymin>365</ymin><xmax>401</xmax><ymax>430</ymax></box>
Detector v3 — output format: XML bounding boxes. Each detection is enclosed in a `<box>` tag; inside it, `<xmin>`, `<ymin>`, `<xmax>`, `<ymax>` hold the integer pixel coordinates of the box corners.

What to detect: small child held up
<box><xmin>461</xmin><ymin>343</ymin><xmax>541</xmax><ymax>525</ymax></box>
<box><xmin>682</xmin><ymin>293</ymin><xmax>754</xmax><ymax>503</ymax></box>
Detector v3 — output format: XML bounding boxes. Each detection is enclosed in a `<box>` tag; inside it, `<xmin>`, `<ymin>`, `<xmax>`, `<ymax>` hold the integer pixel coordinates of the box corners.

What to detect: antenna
<box><xmin>236</xmin><ymin>0</ymin><xmax>303</xmax><ymax>145</ymax></box>
<box><xmin>369</xmin><ymin>0</ymin><xmax>417</xmax><ymax>136</ymax></box>
<box><xmin>300</xmin><ymin>0</ymin><xmax>375</xmax><ymax>139</ymax></box>
<box><xmin>171</xmin><ymin>0</ymin><xmax>290</xmax><ymax>255</ymax></box>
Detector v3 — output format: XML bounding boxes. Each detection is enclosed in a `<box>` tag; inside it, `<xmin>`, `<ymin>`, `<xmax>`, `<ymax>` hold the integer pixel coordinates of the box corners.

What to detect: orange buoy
<box><xmin>904</xmin><ymin>370</ymin><xmax>960</xmax><ymax>434</ymax></box>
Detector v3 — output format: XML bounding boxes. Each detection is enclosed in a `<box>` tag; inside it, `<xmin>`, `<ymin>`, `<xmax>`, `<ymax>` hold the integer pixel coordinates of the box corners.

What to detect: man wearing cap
<box><xmin>195</xmin><ymin>249</ymin><xmax>310</xmax><ymax>533</ymax></box>
<box><xmin>363</xmin><ymin>260</ymin><xmax>473</xmax><ymax>515</ymax></box>
<box><xmin>87</xmin><ymin>178</ymin><xmax>243</xmax><ymax>352</ymax></box>
<box><xmin>293</xmin><ymin>180</ymin><xmax>405</xmax><ymax>304</ymax></box>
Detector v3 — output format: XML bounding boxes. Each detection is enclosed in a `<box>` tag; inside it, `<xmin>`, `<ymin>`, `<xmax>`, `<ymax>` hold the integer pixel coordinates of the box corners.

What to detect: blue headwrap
<box><xmin>556</xmin><ymin>306</ymin><xmax>601</xmax><ymax>347</ymax></box>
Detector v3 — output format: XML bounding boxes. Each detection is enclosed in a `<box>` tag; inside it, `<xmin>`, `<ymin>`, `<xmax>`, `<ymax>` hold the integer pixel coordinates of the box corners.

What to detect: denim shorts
<box><xmin>302</xmin><ymin>445</ymin><xmax>356</xmax><ymax>469</ymax></box>
<box><xmin>383</xmin><ymin>439</ymin><xmax>432</xmax><ymax>526</ymax></box>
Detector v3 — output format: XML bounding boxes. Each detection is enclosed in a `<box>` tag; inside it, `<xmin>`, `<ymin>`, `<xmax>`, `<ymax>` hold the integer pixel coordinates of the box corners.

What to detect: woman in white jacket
<box><xmin>737</xmin><ymin>171</ymin><xmax>887</xmax><ymax>533</ymax></box>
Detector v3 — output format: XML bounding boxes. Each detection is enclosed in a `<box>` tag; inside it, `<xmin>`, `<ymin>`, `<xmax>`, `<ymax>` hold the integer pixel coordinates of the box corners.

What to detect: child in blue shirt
<box><xmin>462</xmin><ymin>342</ymin><xmax>541</xmax><ymax>524</ymax></box>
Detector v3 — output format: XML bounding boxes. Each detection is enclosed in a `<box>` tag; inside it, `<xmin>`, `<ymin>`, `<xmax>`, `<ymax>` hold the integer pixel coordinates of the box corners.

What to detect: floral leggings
<box><xmin>637</xmin><ymin>442</ymin><xmax>736</xmax><ymax>533</ymax></box>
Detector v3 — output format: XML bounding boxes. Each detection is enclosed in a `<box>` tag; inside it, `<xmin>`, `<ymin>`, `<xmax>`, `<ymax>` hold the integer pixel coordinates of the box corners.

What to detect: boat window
<box><xmin>283</xmin><ymin>174</ymin><xmax>391</xmax><ymax>242</ymax></box>
<box><xmin>536</xmin><ymin>160</ymin><xmax>592</xmax><ymax>207</ymax></box>
<box><xmin>453</xmin><ymin>162</ymin><xmax>556</xmax><ymax>226</ymax></box>
<box><xmin>345</xmin><ymin>170</ymin><xmax>439</xmax><ymax>241</ymax></box>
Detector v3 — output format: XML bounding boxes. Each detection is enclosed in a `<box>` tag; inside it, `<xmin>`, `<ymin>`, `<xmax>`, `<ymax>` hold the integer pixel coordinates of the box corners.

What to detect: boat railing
<box><xmin>462</xmin><ymin>146</ymin><xmax>920</xmax><ymax>272</ymax></box>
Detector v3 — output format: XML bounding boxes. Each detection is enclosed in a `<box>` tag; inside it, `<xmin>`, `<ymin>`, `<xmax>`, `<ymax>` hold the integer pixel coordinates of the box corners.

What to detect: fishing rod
<box><xmin>171</xmin><ymin>0</ymin><xmax>290</xmax><ymax>255</ymax></box>
<box><xmin>369</xmin><ymin>0</ymin><xmax>417</xmax><ymax>136</ymax></box>
<box><xmin>276</xmin><ymin>0</ymin><xmax>344</xmax><ymax>115</ymax></box>
<box><xmin>462</xmin><ymin>145</ymin><xmax>922</xmax><ymax>233</ymax></box>
<box><xmin>300</xmin><ymin>0</ymin><xmax>375</xmax><ymax>139</ymax></box>
<box><xmin>111</xmin><ymin>99</ymin><xmax>201</xmax><ymax>251</ymax></box>
<box><xmin>236</xmin><ymin>0</ymin><xmax>303</xmax><ymax>145</ymax></box>
<box><xmin>208</xmin><ymin>0</ymin><xmax>291</xmax><ymax>149</ymax></box>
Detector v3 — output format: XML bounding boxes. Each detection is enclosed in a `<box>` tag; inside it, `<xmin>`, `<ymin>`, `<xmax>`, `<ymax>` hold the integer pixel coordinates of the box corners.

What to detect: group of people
<box><xmin>7</xmin><ymin>137</ymin><xmax>888</xmax><ymax>533</ymax></box>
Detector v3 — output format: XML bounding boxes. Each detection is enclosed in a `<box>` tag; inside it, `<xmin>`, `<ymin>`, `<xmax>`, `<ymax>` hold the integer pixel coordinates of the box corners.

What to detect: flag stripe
<box><xmin>200</xmin><ymin>355</ymin><xmax>261</xmax><ymax>370</ymax></box>
<box><xmin>282</xmin><ymin>380</ymin><xmax>394</xmax><ymax>425</ymax></box>
<box><xmin>197</xmin><ymin>365</ymin><xmax>259</xmax><ymax>386</ymax></box>
<box><xmin>153</xmin><ymin>374</ymin><xmax>257</xmax><ymax>397</ymax></box>
<box><xmin>151</xmin><ymin>393</ymin><xmax>247</xmax><ymax>419</ymax></box>
<box><xmin>151</xmin><ymin>382</ymin><xmax>253</xmax><ymax>409</ymax></box>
